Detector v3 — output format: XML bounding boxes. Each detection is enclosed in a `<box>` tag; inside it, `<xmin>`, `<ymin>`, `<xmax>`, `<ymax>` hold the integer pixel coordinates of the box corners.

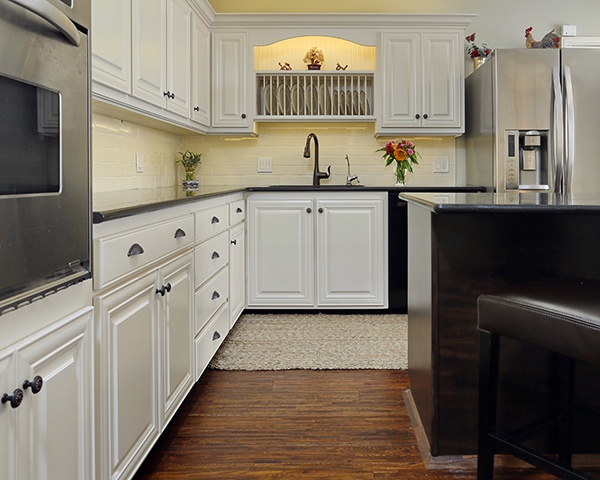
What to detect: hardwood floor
<box><xmin>133</xmin><ymin>369</ymin><xmax>556</xmax><ymax>479</ymax></box>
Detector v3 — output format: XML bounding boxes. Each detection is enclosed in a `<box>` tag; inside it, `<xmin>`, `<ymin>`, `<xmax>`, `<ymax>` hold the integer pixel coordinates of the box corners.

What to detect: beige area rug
<box><xmin>209</xmin><ymin>313</ymin><xmax>408</xmax><ymax>371</ymax></box>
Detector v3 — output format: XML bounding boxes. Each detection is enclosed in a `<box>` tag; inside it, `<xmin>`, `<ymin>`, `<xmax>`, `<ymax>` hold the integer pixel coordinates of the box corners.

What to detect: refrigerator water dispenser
<box><xmin>505</xmin><ymin>130</ymin><xmax>550</xmax><ymax>190</ymax></box>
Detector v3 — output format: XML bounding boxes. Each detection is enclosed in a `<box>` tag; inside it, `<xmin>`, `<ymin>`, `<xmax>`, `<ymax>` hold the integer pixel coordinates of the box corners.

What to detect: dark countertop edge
<box><xmin>399</xmin><ymin>192</ymin><xmax>600</xmax><ymax>214</ymax></box>
<box><xmin>93</xmin><ymin>185</ymin><xmax>485</xmax><ymax>223</ymax></box>
<box><xmin>93</xmin><ymin>188</ymin><xmax>244</xmax><ymax>224</ymax></box>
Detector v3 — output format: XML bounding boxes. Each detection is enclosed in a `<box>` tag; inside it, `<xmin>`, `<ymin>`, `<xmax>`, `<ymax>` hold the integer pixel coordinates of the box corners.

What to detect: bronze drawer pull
<box><xmin>127</xmin><ymin>243</ymin><xmax>144</xmax><ymax>257</ymax></box>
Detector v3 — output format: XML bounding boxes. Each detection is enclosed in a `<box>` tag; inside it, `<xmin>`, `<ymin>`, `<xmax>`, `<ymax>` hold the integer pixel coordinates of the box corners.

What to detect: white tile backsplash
<box><xmin>92</xmin><ymin>113</ymin><xmax>457</xmax><ymax>192</ymax></box>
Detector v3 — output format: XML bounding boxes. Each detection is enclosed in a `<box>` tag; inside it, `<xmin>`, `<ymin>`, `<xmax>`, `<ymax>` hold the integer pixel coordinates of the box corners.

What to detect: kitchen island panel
<box><xmin>404</xmin><ymin>194</ymin><xmax>600</xmax><ymax>456</ymax></box>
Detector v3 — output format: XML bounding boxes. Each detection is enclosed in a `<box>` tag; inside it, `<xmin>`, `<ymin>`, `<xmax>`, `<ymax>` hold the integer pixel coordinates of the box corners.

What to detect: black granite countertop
<box><xmin>93</xmin><ymin>185</ymin><xmax>484</xmax><ymax>223</ymax></box>
<box><xmin>400</xmin><ymin>192</ymin><xmax>600</xmax><ymax>213</ymax></box>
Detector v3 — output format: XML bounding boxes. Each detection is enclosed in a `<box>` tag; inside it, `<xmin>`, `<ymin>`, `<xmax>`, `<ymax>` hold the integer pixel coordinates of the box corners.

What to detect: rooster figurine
<box><xmin>525</xmin><ymin>27</ymin><xmax>561</xmax><ymax>49</ymax></box>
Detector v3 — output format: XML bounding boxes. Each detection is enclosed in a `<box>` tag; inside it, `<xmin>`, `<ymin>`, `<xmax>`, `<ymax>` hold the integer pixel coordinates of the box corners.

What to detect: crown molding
<box><xmin>210</xmin><ymin>13</ymin><xmax>476</xmax><ymax>29</ymax></box>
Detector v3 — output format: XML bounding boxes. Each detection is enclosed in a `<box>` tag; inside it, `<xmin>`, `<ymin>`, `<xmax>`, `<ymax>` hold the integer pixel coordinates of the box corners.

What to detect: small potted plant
<box><xmin>303</xmin><ymin>47</ymin><xmax>324</xmax><ymax>70</ymax></box>
<box><xmin>176</xmin><ymin>150</ymin><xmax>202</xmax><ymax>190</ymax></box>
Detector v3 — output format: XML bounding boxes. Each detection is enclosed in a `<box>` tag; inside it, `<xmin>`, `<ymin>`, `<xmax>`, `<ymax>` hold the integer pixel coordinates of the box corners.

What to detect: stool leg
<box><xmin>557</xmin><ymin>355</ymin><xmax>575</xmax><ymax>468</ymax></box>
<box><xmin>478</xmin><ymin>331</ymin><xmax>500</xmax><ymax>480</ymax></box>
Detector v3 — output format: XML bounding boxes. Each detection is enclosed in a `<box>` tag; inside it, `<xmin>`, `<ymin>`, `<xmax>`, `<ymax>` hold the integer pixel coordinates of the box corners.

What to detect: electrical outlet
<box><xmin>135</xmin><ymin>153</ymin><xmax>144</xmax><ymax>173</ymax></box>
<box><xmin>433</xmin><ymin>156</ymin><xmax>449</xmax><ymax>173</ymax></box>
<box><xmin>257</xmin><ymin>157</ymin><xmax>272</xmax><ymax>173</ymax></box>
<box><xmin>562</xmin><ymin>25</ymin><xmax>577</xmax><ymax>37</ymax></box>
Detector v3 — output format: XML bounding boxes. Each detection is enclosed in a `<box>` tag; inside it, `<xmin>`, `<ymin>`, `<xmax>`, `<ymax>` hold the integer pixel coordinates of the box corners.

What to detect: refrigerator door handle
<box><xmin>563</xmin><ymin>65</ymin><xmax>575</xmax><ymax>194</ymax></box>
<box><xmin>552</xmin><ymin>66</ymin><xmax>564</xmax><ymax>193</ymax></box>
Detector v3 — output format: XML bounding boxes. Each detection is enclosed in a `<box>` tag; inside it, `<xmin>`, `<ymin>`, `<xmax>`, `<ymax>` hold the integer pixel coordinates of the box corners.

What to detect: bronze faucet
<box><xmin>303</xmin><ymin>133</ymin><xmax>331</xmax><ymax>186</ymax></box>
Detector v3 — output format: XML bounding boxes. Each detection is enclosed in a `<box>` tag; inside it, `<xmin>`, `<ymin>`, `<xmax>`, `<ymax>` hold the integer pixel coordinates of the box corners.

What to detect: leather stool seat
<box><xmin>477</xmin><ymin>277</ymin><xmax>600</xmax><ymax>480</ymax></box>
<box><xmin>478</xmin><ymin>277</ymin><xmax>600</xmax><ymax>365</ymax></box>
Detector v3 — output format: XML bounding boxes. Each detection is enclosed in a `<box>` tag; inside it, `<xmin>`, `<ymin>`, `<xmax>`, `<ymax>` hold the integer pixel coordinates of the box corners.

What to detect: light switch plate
<box><xmin>433</xmin><ymin>156</ymin><xmax>449</xmax><ymax>173</ymax></box>
<box><xmin>257</xmin><ymin>157</ymin><xmax>272</xmax><ymax>173</ymax></box>
<box><xmin>135</xmin><ymin>153</ymin><xmax>144</xmax><ymax>173</ymax></box>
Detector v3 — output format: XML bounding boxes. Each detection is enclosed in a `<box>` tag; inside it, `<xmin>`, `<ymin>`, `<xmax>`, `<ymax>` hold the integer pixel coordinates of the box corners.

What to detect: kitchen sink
<box><xmin>267</xmin><ymin>184</ymin><xmax>366</xmax><ymax>190</ymax></box>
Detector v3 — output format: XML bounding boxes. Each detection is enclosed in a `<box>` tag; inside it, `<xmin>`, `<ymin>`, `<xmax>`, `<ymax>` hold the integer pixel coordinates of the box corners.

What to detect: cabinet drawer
<box><xmin>229</xmin><ymin>200</ymin><xmax>245</xmax><ymax>225</ymax></box>
<box><xmin>95</xmin><ymin>215</ymin><xmax>194</xmax><ymax>289</ymax></box>
<box><xmin>195</xmin><ymin>304</ymin><xmax>229</xmax><ymax>380</ymax></box>
<box><xmin>195</xmin><ymin>204</ymin><xmax>229</xmax><ymax>242</ymax></box>
<box><xmin>195</xmin><ymin>268</ymin><xmax>228</xmax><ymax>334</ymax></box>
<box><xmin>195</xmin><ymin>231</ymin><xmax>229</xmax><ymax>287</ymax></box>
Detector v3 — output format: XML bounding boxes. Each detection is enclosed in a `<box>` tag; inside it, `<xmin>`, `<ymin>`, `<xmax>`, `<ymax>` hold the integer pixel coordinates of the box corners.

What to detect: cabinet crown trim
<box><xmin>210</xmin><ymin>13</ymin><xmax>476</xmax><ymax>29</ymax></box>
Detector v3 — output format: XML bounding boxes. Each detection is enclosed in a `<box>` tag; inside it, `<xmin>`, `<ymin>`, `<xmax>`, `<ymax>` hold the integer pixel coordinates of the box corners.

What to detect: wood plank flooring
<box><xmin>133</xmin><ymin>369</ymin><xmax>556</xmax><ymax>479</ymax></box>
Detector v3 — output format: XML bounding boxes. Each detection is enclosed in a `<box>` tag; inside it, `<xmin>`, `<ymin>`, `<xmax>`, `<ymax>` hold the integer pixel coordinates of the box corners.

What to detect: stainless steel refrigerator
<box><xmin>463</xmin><ymin>48</ymin><xmax>600</xmax><ymax>194</ymax></box>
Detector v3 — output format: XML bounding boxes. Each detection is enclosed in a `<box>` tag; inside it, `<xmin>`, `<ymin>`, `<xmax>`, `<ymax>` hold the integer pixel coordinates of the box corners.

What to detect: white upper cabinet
<box><xmin>191</xmin><ymin>13</ymin><xmax>210</xmax><ymax>127</ymax></box>
<box><xmin>91</xmin><ymin>0</ymin><xmax>131</xmax><ymax>93</ymax></box>
<box><xmin>377</xmin><ymin>31</ymin><xmax>463</xmax><ymax>135</ymax></box>
<box><xmin>211</xmin><ymin>31</ymin><xmax>252</xmax><ymax>132</ymax></box>
<box><xmin>132</xmin><ymin>0</ymin><xmax>167</xmax><ymax>108</ymax></box>
<box><xmin>92</xmin><ymin>8</ymin><xmax>473</xmax><ymax>136</ymax></box>
<box><xmin>166</xmin><ymin>0</ymin><xmax>192</xmax><ymax>117</ymax></box>
<box><xmin>132</xmin><ymin>0</ymin><xmax>191</xmax><ymax>117</ymax></box>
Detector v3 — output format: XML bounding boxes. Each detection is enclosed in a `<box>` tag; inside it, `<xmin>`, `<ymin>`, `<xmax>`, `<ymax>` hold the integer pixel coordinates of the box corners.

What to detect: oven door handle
<box><xmin>9</xmin><ymin>0</ymin><xmax>80</xmax><ymax>47</ymax></box>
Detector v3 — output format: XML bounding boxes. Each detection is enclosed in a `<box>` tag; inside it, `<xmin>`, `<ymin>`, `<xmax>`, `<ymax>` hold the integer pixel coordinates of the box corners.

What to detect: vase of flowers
<box><xmin>303</xmin><ymin>47</ymin><xmax>324</xmax><ymax>70</ymax></box>
<box><xmin>465</xmin><ymin>33</ymin><xmax>491</xmax><ymax>70</ymax></box>
<box><xmin>176</xmin><ymin>149</ymin><xmax>202</xmax><ymax>190</ymax></box>
<box><xmin>377</xmin><ymin>139</ymin><xmax>420</xmax><ymax>186</ymax></box>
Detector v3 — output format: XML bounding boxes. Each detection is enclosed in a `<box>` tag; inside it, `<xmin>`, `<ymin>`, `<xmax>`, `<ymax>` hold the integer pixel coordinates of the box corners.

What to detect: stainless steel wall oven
<box><xmin>0</xmin><ymin>0</ymin><xmax>91</xmax><ymax>314</ymax></box>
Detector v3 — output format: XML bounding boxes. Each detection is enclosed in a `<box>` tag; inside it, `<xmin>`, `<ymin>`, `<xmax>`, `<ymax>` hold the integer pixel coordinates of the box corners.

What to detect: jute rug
<box><xmin>209</xmin><ymin>313</ymin><xmax>408</xmax><ymax>371</ymax></box>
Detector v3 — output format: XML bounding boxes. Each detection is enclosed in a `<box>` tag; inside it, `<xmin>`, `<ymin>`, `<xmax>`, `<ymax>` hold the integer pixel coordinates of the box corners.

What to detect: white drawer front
<box><xmin>195</xmin><ymin>204</ymin><xmax>229</xmax><ymax>242</ymax></box>
<box><xmin>195</xmin><ymin>304</ymin><xmax>229</xmax><ymax>380</ymax></box>
<box><xmin>95</xmin><ymin>215</ymin><xmax>194</xmax><ymax>289</ymax></box>
<box><xmin>229</xmin><ymin>200</ymin><xmax>245</xmax><ymax>225</ymax></box>
<box><xmin>195</xmin><ymin>231</ymin><xmax>229</xmax><ymax>288</ymax></box>
<box><xmin>195</xmin><ymin>268</ymin><xmax>228</xmax><ymax>334</ymax></box>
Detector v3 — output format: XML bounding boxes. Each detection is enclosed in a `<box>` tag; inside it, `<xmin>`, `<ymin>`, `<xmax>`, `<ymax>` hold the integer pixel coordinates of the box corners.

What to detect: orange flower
<box><xmin>394</xmin><ymin>148</ymin><xmax>407</xmax><ymax>162</ymax></box>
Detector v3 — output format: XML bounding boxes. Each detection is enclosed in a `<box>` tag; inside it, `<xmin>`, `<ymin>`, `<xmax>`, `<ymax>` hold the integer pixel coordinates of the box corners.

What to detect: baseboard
<box><xmin>403</xmin><ymin>388</ymin><xmax>600</xmax><ymax>472</ymax></box>
<box><xmin>403</xmin><ymin>389</ymin><xmax>477</xmax><ymax>470</ymax></box>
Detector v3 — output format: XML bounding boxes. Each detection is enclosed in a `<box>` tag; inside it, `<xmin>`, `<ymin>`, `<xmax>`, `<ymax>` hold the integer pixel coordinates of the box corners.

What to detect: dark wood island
<box><xmin>401</xmin><ymin>192</ymin><xmax>600</xmax><ymax>459</ymax></box>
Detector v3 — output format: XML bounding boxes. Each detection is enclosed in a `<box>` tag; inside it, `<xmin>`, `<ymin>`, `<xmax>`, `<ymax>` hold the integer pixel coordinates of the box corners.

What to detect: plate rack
<box><xmin>256</xmin><ymin>71</ymin><xmax>374</xmax><ymax>120</ymax></box>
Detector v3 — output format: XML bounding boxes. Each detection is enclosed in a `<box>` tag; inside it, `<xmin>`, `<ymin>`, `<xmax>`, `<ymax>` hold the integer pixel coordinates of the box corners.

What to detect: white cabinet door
<box><xmin>378</xmin><ymin>31</ymin><xmax>463</xmax><ymax>135</ymax></box>
<box><xmin>247</xmin><ymin>197</ymin><xmax>314</xmax><ymax>306</ymax></box>
<box><xmin>229</xmin><ymin>221</ymin><xmax>245</xmax><ymax>327</ymax></box>
<box><xmin>17</xmin><ymin>309</ymin><xmax>94</xmax><ymax>480</ymax></box>
<box><xmin>191</xmin><ymin>12</ymin><xmax>210</xmax><ymax>127</ymax></box>
<box><xmin>159</xmin><ymin>253</ymin><xmax>194</xmax><ymax>426</ymax></box>
<box><xmin>0</xmin><ymin>353</ymin><xmax>16</xmax><ymax>480</ymax></box>
<box><xmin>211</xmin><ymin>31</ymin><xmax>251</xmax><ymax>131</ymax></box>
<box><xmin>421</xmin><ymin>32</ymin><xmax>461</xmax><ymax>128</ymax></box>
<box><xmin>0</xmin><ymin>308</ymin><xmax>93</xmax><ymax>480</ymax></box>
<box><xmin>166</xmin><ymin>0</ymin><xmax>192</xmax><ymax>117</ymax></box>
<box><xmin>96</xmin><ymin>271</ymin><xmax>160</xmax><ymax>480</ymax></box>
<box><xmin>91</xmin><ymin>0</ymin><xmax>131</xmax><ymax>93</ymax></box>
<box><xmin>316</xmin><ymin>198</ymin><xmax>387</xmax><ymax>307</ymax></box>
<box><xmin>132</xmin><ymin>0</ymin><xmax>167</xmax><ymax>108</ymax></box>
<box><xmin>380</xmin><ymin>32</ymin><xmax>420</xmax><ymax>128</ymax></box>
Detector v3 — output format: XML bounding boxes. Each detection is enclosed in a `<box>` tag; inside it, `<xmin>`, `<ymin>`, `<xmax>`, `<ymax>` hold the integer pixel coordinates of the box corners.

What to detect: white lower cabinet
<box><xmin>229</xmin><ymin>221</ymin><xmax>245</xmax><ymax>327</ymax></box>
<box><xmin>247</xmin><ymin>197</ymin><xmax>314</xmax><ymax>307</ymax></box>
<box><xmin>316</xmin><ymin>197</ymin><xmax>387</xmax><ymax>306</ymax></box>
<box><xmin>159</xmin><ymin>254</ymin><xmax>194</xmax><ymax>425</ymax></box>
<box><xmin>94</xmin><ymin>252</ymin><xmax>193</xmax><ymax>480</ymax></box>
<box><xmin>91</xmin><ymin>193</ymin><xmax>246</xmax><ymax>478</ymax></box>
<box><xmin>0</xmin><ymin>305</ymin><xmax>94</xmax><ymax>480</ymax></box>
<box><xmin>247</xmin><ymin>192</ymin><xmax>388</xmax><ymax>308</ymax></box>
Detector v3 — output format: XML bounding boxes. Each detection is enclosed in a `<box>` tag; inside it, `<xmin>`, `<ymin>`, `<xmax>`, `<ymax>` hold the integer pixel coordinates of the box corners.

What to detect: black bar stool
<box><xmin>477</xmin><ymin>277</ymin><xmax>600</xmax><ymax>480</ymax></box>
